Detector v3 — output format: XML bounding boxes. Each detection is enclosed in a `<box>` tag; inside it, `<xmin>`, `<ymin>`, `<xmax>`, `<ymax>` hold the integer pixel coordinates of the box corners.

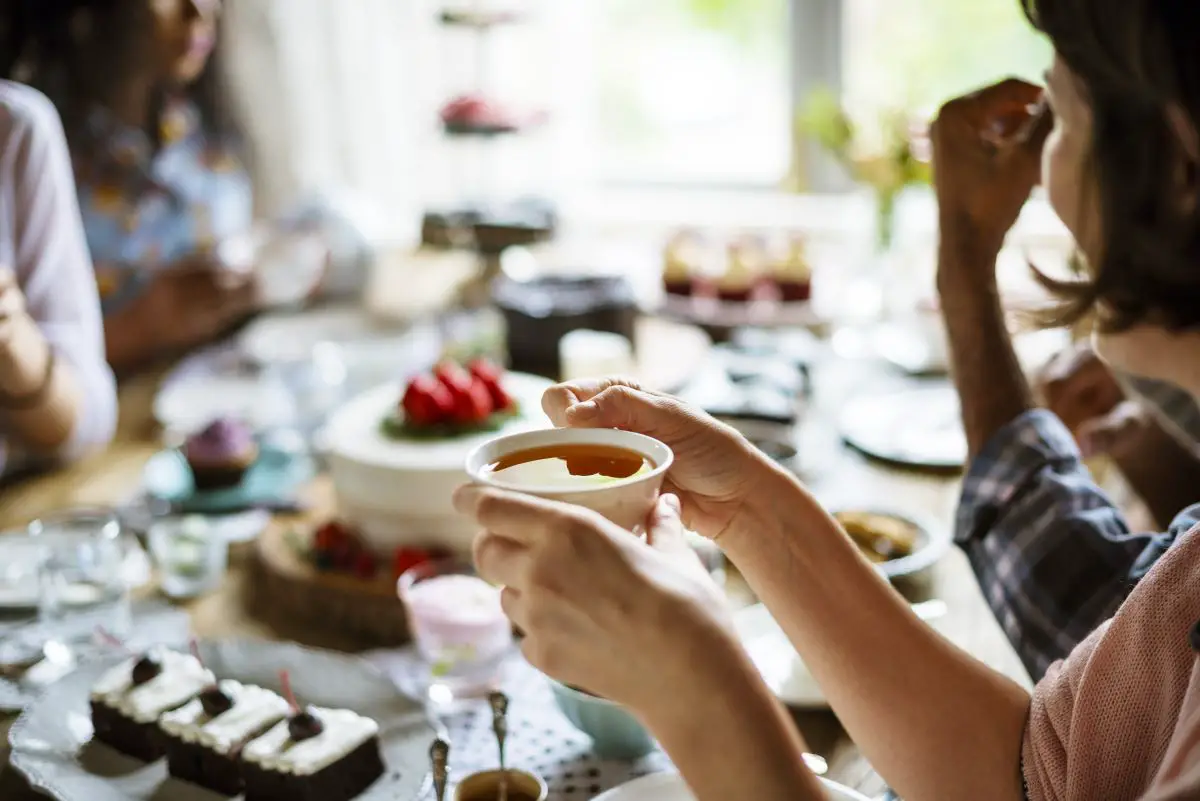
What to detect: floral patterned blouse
<box><xmin>73</xmin><ymin>96</ymin><xmax>253</xmax><ymax>315</ymax></box>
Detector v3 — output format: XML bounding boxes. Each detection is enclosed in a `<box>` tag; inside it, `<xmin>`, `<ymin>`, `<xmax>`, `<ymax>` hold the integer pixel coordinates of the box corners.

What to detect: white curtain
<box><xmin>220</xmin><ymin>0</ymin><xmax>595</xmax><ymax>242</ymax></box>
<box><xmin>220</xmin><ymin>0</ymin><xmax>437</xmax><ymax>243</ymax></box>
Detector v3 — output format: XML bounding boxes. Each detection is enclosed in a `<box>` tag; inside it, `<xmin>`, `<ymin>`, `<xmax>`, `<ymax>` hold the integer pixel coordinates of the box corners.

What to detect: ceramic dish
<box><xmin>837</xmin><ymin>384</ymin><xmax>966</xmax><ymax>470</ymax></box>
<box><xmin>142</xmin><ymin>446</ymin><xmax>315</xmax><ymax>515</ymax></box>
<box><xmin>238</xmin><ymin>305</ymin><xmax>409</xmax><ymax>366</ymax></box>
<box><xmin>593</xmin><ymin>771</ymin><xmax>870</xmax><ymax>801</ymax></box>
<box><xmin>736</xmin><ymin>600</ymin><xmax>948</xmax><ymax>710</ymax></box>
<box><xmin>8</xmin><ymin>638</ymin><xmax>434</xmax><ymax>801</ymax></box>
<box><xmin>546</xmin><ymin>678</ymin><xmax>657</xmax><ymax>760</ymax></box>
<box><xmin>828</xmin><ymin>508</ymin><xmax>950</xmax><ymax>581</ymax></box>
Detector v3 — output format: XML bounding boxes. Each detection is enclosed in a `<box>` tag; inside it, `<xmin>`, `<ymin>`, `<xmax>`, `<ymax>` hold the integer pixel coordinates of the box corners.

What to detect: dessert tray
<box><xmin>8</xmin><ymin>639</ymin><xmax>434</xmax><ymax>801</ymax></box>
<box><xmin>658</xmin><ymin>294</ymin><xmax>824</xmax><ymax>332</ymax></box>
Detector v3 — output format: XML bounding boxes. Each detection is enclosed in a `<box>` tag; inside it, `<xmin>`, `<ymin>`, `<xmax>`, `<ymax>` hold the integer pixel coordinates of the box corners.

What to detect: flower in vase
<box><xmin>798</xmin><ymin>88</ymin><xmax>932</xmax><ymax>250</ymax></box>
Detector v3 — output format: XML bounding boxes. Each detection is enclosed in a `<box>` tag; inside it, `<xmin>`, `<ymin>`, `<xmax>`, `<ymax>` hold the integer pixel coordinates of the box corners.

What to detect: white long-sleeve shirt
<box><xmin>0</xmin><ymin>81</ymin><xmax>116</xmax><ymax>474</ymax></box>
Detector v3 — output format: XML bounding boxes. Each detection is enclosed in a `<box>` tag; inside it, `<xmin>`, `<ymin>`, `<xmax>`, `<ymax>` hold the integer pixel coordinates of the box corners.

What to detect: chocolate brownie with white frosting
<box><xmin>89</xmin><ymin>648</ymin><xmax>214</xmax><ymax>761</ymax></box>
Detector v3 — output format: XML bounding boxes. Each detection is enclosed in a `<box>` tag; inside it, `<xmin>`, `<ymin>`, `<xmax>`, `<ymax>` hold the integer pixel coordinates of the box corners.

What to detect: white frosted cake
<box><xmin>160</xmin><ymin>680</ymin><xmax>290</xmax><ymax>753</ymax></box>
<box><xmin>240</xmin><ymin>705</ymin><xmax>385</xmax><ymax>801</ymax></box>
<box><xmin>160</xmin><ymin>679</ymin><xmax>292</xmax><ymax>794</ymax></box>
<box><xmin>91</xmin><ymin>648</ymin><xmax>214</xmax><ymax>725</ymax></box>
<box><xmin>242</xmin><ymin>707</ymin><xmax>378</xmax><ymax>776</ymax></box>
<box><xmin>323</xmin><ymin>360</ymin><xmax>551</xmax><ymax>553</ymax></box>
<box><xmin>89</xmin><ymin>647</ymin><xmax>215</xmax><ymax>760</ymax></box>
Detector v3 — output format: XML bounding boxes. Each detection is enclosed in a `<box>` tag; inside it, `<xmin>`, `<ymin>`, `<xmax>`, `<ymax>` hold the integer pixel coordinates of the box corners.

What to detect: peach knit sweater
<box><xmin>1024</xmin><ymin>525</ymin><xmax>1200</xmax><ymax>800</ymax></box>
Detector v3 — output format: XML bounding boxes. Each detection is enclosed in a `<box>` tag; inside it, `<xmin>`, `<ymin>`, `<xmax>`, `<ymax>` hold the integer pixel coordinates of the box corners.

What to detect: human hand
<box><xmin>140</xmin><ymin>257</ymin><xmax>259</xmax><ymax>351</ymax></box>
<box><xmin>0</xmin><ymin>266</ymin><xmax>28</xmax><ymax>347</ymax></box>
<box><xmin>931</xmin><ymin>78</ymin><xmax>1053</xmax><ymax>264</ymax></box>
<box><xmin>459</xmin><ymin>486</ymin><xmax>735</xmax><ymax>711</ymax></box>
<box><xmin>541</xmin><ymin>377</ymin><xmax>774</xmax><ymax>541</ymax></box>
<box><xmin>1039</xmin><ymin>342</ymin><xmax>1149</xmax><ymax>458</ymax></box>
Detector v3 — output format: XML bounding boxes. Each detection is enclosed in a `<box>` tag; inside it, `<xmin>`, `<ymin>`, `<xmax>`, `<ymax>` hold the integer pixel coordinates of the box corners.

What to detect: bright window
<box><xmin>582</xmin><ymin>0</ymin><xmax>1051</xmax><ymax>190</ymax></box>
<box><xmin>593</xmin><ymin>0</ymin><xmax>791</xmax><ymax>187</ymax></box>
<box><xmin>841</xmin><ymin>0</ymin><xmax>1053</xmax><ymax>123</ymax></box>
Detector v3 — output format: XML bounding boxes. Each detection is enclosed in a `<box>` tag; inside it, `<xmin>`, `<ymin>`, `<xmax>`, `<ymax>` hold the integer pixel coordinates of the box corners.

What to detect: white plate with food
<box><xmin>830</xmin><ymin>508</ymin><xmax>951</xmax><ymax>580</ymax></box>
<box><xmin>594</xmin><ymin>771</ymin><xmax>870</xmax><ymax>801</ymax></box>
<box><xmin>837</xmin><ymin>384</ymin><xmax>966</xmax><ymax>470</ymax></box>
<box><xmin>736</xmin><ymin>598</ymin><xmax>948</xmax><ymax>710</ymax></box>
<box><xmin>238</xmin><ymin>305</ymin><xmax>411</xmax><ymax>366</ymax></box>
<box><xmin>8</xmin><ymin>639</ymin><xmax>434</xmax><ymax>801</ymax></box>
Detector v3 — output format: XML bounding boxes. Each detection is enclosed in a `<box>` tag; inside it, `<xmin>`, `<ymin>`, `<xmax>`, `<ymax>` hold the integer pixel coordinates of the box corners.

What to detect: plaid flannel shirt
<box><xmin>955</xmin><ymin>408</ymin><xmax>1200</xmax><ymax>681</ymax></box>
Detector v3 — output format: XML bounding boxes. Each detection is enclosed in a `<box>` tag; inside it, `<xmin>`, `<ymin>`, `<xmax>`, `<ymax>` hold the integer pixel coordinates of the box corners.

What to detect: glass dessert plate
<box><xmin>9</xmin><ymin>639</ymin><xmax>433</xmax><ymax>801</ymax></box>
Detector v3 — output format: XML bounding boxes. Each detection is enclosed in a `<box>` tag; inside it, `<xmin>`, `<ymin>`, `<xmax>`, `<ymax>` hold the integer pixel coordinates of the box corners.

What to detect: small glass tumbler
<box><xmin>398</xmin><ymin>560</ymin><xmax>513</xmax><ymax>706</ymax></box>
<box><xmin>149</xmin><ymin>516</ymin><xmax>228</xmax><ymax>599</ymax></box>
<box><xmin>28</xmin><ymin>508</ymin><xmax>131</xmax><ymax>657</ymax></box>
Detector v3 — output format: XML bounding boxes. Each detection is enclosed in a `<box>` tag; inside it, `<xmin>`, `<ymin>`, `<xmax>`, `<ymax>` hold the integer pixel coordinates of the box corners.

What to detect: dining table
<box><xmin>0</xmin><ymin>329</ymin><xmax>1042</xmax><ymax>801</ymax></box>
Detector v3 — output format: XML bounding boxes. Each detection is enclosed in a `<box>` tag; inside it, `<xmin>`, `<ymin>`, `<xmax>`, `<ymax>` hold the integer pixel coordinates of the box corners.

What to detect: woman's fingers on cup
<box><xmin>473</xmin><ymin>529</ymin><xmax>532</xmax><ymax>589</ymax></box>
<box><xmin>542</xmin><ymin>377</ymin><xmax>651</xmax><ymax>426</ymax></box>
<box><xmin>563</xmin><ymin>383</ymin><xmax>692</xmax><ymax>437</ymax></box>
<box><xmin>499</xmin><ymin>586</ymin><xmax>529</xmax><ymax>631</ymax></box>
<box><xmin>646</xmin><ymin>494</ymin><xmax>688</xmax><ymax>555</ymax></box>
<box><xmin>453</xmin><ymin>484</ymin><xmax>573</xmax><ymax>546</ymax></box>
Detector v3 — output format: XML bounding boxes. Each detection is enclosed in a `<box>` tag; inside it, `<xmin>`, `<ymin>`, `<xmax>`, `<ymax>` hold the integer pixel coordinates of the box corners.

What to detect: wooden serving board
<box><xmin>249</xmin><ymin>478</ymin><xmax>412</xmax><ymax>646</ymax></box>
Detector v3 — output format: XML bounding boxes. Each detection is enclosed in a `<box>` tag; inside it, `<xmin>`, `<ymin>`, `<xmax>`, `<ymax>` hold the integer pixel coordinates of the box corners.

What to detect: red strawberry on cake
<box><xmin>434</xmin><ymin>362</ymin><xmax>492</xmax><ymax>424</ymax></box>
<box><xmin>401</xmin><ymin>375</ymin><xmax>453</xmax><ymax>427</ymax></box>
<box><xmin>382</xmin><ymin>360</ymin><xmax>522</xmax><ymax>440</ymax></box>
<box><xmin>467</xmin><ymin>358</ymin><xmax>514</xmax><ymax>411</ymax></box>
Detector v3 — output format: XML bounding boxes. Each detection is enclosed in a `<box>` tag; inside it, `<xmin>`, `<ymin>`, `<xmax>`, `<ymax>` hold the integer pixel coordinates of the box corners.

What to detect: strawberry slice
<box><xmin>467</xmin><ymin>358</ymin><xmax>502</xmax><ymax>384</ymax></box>
<box><xmin>433</xmin><ymin>361</ymin><xmax>472</xmax><ymax>389</ymax></box>
<box><xmin>435</xmin><ymin>362</ymin><xmax>493</xmax><ymax>423</ymax></box>
<box><xmin>353</xmin><ymin>551</ymin><xmax>377</xmax><ymax>579</ymax></box>
<box><xmin>313</xmin><ymin>521</ymin><xmax>346</xmax><ymax>551</ymax></box>
<box><xmin>402</xmin><ymin>375</ymin><xmax>453</xmax><ymax>426</ymax></box>
<box><xmin>451</xmin><ymin>378</ymin><xmax>493</xmax><ymax>423</ymax></box>
<box><xmin>392</xmin><ymin>546</ymin><xmax>430</xmax><ymax>579</ymax></box>
<box><xmin>467</xmin><ymin>359</ymin><xmax>513</xmax><ymax>411</ymax></box>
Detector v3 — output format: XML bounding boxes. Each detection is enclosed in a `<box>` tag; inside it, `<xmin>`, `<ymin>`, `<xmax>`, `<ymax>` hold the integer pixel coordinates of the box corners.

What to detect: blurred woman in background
<box><xmin>3</xmin><ymin>0</ymin><xmax>341</xmax><ymax>376</ymax></box>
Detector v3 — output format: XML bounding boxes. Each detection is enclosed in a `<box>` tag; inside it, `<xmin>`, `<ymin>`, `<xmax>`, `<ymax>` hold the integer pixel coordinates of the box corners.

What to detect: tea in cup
<box><xmin>464</xmin><ymin>428</ymin><xmax>673</xmax><ymax>531</ymax></box>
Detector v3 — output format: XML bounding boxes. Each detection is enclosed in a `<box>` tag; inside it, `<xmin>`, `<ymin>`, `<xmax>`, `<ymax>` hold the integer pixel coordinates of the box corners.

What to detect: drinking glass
<box><xmin>261</xmin><ymin>341</ymin><xmax>347</xmax><ymax>451</ymax></box>
<box><xmin>149</xmin><ymin>516</ymin><xmax>228</xmax><ymax>599</ymax></box>
<box><xmin>398</xmin><ymin>560</ymin><xmax>513</xmax><ymax>706</ymax></box>
<box><xmin>28</xmin><ymin>508</ymin><xmax>131</xmax><ymax>658</ymax></box>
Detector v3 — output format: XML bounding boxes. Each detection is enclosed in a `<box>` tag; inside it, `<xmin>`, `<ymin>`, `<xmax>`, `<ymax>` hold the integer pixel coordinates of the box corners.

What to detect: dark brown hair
<box><xmin>1023</xmin><ymin>0</ymin><xmax>1200</xmax><ymax>332</ymax></box>
<box><xmin>0</xmin><ymin>0</ymin><xmax>237</xmax><ymax>153</ymax></box>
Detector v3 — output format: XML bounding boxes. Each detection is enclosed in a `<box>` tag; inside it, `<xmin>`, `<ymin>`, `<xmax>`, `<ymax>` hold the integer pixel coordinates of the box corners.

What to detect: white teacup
<box><xmin>464</xmin><ymin>428</ymin><xmax>674</xmax><ymax>532</ymax></box>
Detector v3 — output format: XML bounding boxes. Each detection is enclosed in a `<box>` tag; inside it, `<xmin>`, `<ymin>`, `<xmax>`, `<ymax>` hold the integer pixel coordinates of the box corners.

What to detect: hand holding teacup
<box><xmin>455</xmin><ymin>392</ymin><xmax>740</xmax><ymax>711</ymax></box>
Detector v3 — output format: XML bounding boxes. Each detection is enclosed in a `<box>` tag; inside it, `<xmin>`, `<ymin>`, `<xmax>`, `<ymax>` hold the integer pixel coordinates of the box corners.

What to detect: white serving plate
<box><xmin>735</xmin><ymin>603</ymin><xmax>827</xmax><ymax>709</ymax></box>
<box><xmin>8</xmin><ymin>638</ymin><xmax>434</xmax><ymax>801</ymax></box>
<box><xmin>154</xmin><ymin>373</ymin><xmax>286</xmax><ymax>437</ymax></box>
<box><xmin>321</xmin><ymin>372</ymin><xmax>552</xmax><ymax>553</ymax></box>
<box><xmin>837</xmin><ymin>384</ymin><xmax>966</xmax><ymax>470</ymax></box>
<box><xmin>736</xmin><ymin>599</ymin><xmax>949</xmax><ymax>710</ymax></box>
<box><xmin>594</xmin><ymin>771</ymin><xmax>870</xmax><ymax>801</ymax></box>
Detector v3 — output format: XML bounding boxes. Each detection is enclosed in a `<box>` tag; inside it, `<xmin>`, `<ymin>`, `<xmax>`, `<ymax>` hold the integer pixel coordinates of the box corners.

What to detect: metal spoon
<box><xmin>488</xmin><ymin>691</ymin><xmax>509</xmax><ymax>801</ymax></box>
<box><xmin>430</xmin><ymin>738</ymin><xmax>449</xmax><ymax>801</ymax></box>
<box><xmin>802</xmin><ymin>753</ymin><xmax>828</xmax><ymax>776</ymax></box>
<box><xmin>912</xmin><ymin>599</ymin><xmax>948</xmax><ymax>622</ymax></box>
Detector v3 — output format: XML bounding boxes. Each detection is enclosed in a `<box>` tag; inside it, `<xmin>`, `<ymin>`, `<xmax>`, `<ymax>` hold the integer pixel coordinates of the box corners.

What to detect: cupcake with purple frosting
<box><xmin>184</xmin><ymin>418</ymin><xmax>259</xmax><ymax>490</ymax></box>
